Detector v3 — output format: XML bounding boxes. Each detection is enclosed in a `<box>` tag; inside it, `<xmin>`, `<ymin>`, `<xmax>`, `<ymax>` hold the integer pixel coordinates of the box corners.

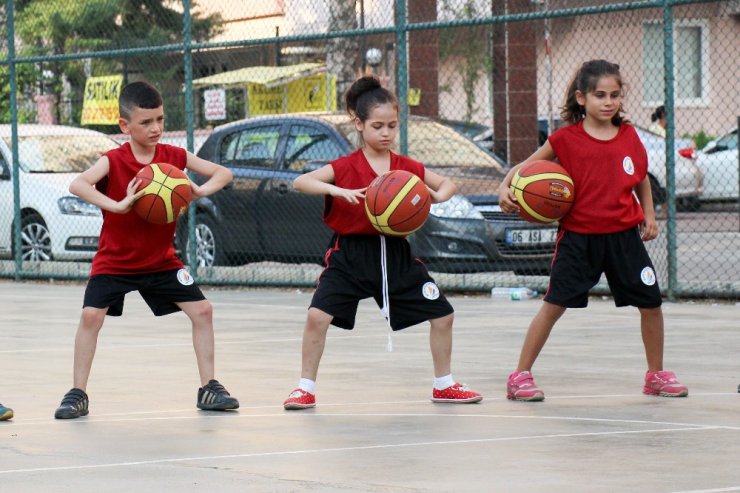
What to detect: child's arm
<box><xmin>634</xmin><ymin>175</ymin><xmax>658</xmax><ymax>241</ymax></box>
<box><xmin>498</xmin><ymin>141</ymin><xmax>557</xmax><ymax>214</ymax></box>
<box><xmin>68</xmin><ymin>156</ymin><xmax>143</xmax><ymax>213</ymax></box>
<box><xmin>185</xmin><ymin>152</ymin><xmax>233</xmax><ymax>200</ymax></box>
<box><xmin>423</xmin><ymin>169</ymin><xmax>457</xmax><ymax>204</ymax></box>
<box><xmin>293</xmin><ymin>164</ymin><xmax>366</xmax><ymax>205</ymax></box>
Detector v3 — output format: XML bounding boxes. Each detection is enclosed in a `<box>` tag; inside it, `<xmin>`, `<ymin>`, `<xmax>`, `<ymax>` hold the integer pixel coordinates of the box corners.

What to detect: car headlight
<box><xmin>429</xmin><ymin>194</ymin><xmax>484</xmax><ymax>220</ymax></box>
<box><xmin>58</xmin><ymin>197</ymin><xmax>102</xmax><ymax>216</ymax></box>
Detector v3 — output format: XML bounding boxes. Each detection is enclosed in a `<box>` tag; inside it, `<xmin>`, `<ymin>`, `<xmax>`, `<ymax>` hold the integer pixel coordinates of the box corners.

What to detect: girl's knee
<box><xmin>79</xmin><ymin>307</ymin><xmax>106</xmax><ymax>330</ymax></box>
<box><xmin>186</xmin><ymin>300</ymin><xmax>213</xmax><ymax>322</ymax></box>
<box><xmin>430</xmin><ymin>313</ymin><xmax>454</xmax><ymax>331</ymax></box>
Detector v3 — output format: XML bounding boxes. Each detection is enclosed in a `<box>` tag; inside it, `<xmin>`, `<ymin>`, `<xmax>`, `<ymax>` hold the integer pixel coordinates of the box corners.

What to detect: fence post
<box><xmin>662</xmin><ymin>0</ymin><xmax>677</xmax><ymax>301</ymax></box>
<box><xmin>182</xmin><ymin>0</ymin><xmax>198</xmax><ymax>278</ymax></box>
<box><xmin>6</xmin><ymin>0</ymin><xmax>21</xmax><ymax>280</ymax></box>
<box><xmin>395</xmin><ymin>0</ymin><xmax>408</xmax><ymax>155</ymax></box>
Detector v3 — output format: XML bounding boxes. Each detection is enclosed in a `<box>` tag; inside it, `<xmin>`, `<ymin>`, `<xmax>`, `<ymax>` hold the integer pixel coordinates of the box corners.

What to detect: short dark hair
<box><xmin>119</xmin><ymin>81</ymin><xmax>162</xmax><ymax>120</ymax></box>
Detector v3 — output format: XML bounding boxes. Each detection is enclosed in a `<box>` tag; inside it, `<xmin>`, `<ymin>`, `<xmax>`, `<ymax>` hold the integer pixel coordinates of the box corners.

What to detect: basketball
<box><xmin>510</xmin><ymin>160</ymin><xmax>574</xmax><ymax>224</ymax></box>
<box><xmin>133</xmin><ymin>163</ymin><xmax>191</xmax><ymax>224</ymax></box>
<box><xmin>364</xmin><ymin>170</ymin><xmax>431</xmax><ymax>236</ymax></box>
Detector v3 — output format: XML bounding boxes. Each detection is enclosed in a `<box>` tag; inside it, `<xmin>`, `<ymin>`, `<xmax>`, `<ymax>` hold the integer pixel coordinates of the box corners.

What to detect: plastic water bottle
<box><xmin>490</xmin><ymin>287</ymin><xmax>538</xmax><ymax>300</ymax></box>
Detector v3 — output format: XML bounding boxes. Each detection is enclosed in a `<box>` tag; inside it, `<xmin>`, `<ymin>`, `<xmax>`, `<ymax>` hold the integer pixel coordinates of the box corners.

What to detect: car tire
<box><xmin>677</xmin><ymin>196</ymin><xmax>701</xmax><ymax>212</ymax></box>
<box><xmin>12</xmin><ymin>212</ymin><xmax>53</xmax><ymax>262</ymax></box>
<box><xmin>648</xmin><ymin>174</ymin><xmax>667</xmax><ymax>210</ymax></box>
<box><xmin>182</xmin><ymin>214</ymin><xmax>225</xmax><ymax>267</ymax></box>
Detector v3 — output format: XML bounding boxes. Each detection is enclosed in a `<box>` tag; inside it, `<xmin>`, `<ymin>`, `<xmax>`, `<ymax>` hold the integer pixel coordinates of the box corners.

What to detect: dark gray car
<box><xmin>180</xmin><ymin>113</ymin><xmax>556</xmax><ymax>274</ymax></box>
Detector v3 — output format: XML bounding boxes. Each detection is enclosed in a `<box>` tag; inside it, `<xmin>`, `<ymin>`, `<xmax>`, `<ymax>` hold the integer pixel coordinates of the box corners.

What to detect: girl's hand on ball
<box><xmin>190</xmin><ymin>182</ymin><xmax>204</xmax><ymax>201</ymax></box>
<box><xmin>331</xmin><ymin>186</ymin><xmax>366</xmax><ymax>205</ymax></box>
<box><xmin>498</xmin><ymin>184</ymin><xmax>519</xmax><ymax>214</ymax></box>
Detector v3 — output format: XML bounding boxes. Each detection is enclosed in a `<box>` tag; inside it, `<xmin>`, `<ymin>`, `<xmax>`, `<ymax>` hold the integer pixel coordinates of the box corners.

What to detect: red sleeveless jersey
<box><xmin>91</xmin><ymin>143</ymin><xmax>187</xmax><ymax>276</ymax></box>
<box><xmin>323</xmin><ymin>149</ymin><xmax>426</xmax><ymax>235</ymax></box>
<box><xmin>548</xmin><ymin>122</ymin><xmax>647</xmax><ymax>234</ymax></box>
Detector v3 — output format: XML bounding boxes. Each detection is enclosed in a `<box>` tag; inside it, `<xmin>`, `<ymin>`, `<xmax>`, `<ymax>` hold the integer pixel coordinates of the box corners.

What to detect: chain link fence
<box><xmin>1</xmin><ymin>0</ymin><xmax>737</xmax><ymax>298</ymax></box>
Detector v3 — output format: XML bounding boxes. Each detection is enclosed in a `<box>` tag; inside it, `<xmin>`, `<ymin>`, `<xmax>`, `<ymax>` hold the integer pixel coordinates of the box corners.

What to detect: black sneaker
<box><xmin>54</xmin><ymin>388</ymin><xmax>89</xmax><ymax>419</ymax></box>
<box><xmin>197</xmin><ymin>379</ymin><xmax>239</xmax><ymax>410</ymax></box>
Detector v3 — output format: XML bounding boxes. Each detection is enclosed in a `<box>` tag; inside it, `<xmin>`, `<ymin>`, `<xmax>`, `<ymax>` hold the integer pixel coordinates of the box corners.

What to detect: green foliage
<box><xmin>0</xmin><ymin>63</ymin><xmax>40</xmax><ymax>124</ymax></box>
<box><xmin>438</xmin><ymin>0</ymin><xmax>492</xmax><ymax>123</ymax></box>
<box><xmin>682</xmin><ymin>130</ymin><xmax>715</xmax><ymax>150</ymax></box>
<box><xmin>9</xmin><ymin>0</ymin><xmax>223</xmax><ymax>127</ymax></box>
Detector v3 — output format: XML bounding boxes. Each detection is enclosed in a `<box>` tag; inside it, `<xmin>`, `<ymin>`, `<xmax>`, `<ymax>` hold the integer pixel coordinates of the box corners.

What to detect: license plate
<box><xmin>505</xmin><ymin>228</ymin><xmax>557</xmax><ymax>245</ymax></box>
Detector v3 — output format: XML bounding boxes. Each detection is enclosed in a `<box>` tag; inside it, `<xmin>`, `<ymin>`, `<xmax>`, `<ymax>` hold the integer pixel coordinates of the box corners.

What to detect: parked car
<box><xmin>439</xmin><ymin>119</ymin><xmax>494</xmax><ymax>153</ymax></box>
<box><xmin>182</xmin><ymin>113</ymin><xmax>557</xmax><ymax>274</ymax></box>
<box><xmin>690</xmin><ymin>127</ymin><xmax>737</xmax><ymax>202</ymax></box>
<box><xmin>0</xmin><ymin>125</ymin><xmax>116</xmax><ymax>261</ymax></box>
<box><xmin>538</xmin><ymin>117</ymin><xmax>704</xmax><ymax>211</ymax></box>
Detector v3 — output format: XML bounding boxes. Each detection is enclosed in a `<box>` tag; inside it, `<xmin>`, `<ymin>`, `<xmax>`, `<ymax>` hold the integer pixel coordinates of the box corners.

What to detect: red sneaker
<box><xmin>431</xmin><ymin>383</ymin><xmax>483</xmax><ymax>403</ymax></box>
<box><xmin>283</xmin><ymin>388</ymin><xmax>316</xmax><ymax>410</ymax></box>
<box><xmin>643</xmin><ymin>370</ymin><xmax>688</xmax><ymax>397</ymax></box>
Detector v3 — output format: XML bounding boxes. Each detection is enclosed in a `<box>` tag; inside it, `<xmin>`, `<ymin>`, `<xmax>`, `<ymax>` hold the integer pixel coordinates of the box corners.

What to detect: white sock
<box><xmin>298</xmin><ymin>378</ymin><xmax>316</xmax><ymax>394</ymax></box>
<box><xmin>433</xmin><ymin>374</ymin><xmax>455</xmax><ymax>390</ymax></box>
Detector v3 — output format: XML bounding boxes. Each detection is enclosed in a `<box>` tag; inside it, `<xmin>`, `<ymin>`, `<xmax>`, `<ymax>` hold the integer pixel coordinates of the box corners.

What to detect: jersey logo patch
<box><xmin>640</xmin><ymin>266</ymin><xmax>656</xmax><ymax>286</ymax></box>
<box><xmin>422</xmin><ymin>282</ymin><xmax>440</xmax><ymax>300</ymax></box>
<box><xmin>177</xmin><ymin>268</ymin><xmax>194</xmax><ymax>286</ymax></box>
<box><xmin>622</xmin><ymin>156</ymin><xmax>635</xmax><ymax>175</ymax></box>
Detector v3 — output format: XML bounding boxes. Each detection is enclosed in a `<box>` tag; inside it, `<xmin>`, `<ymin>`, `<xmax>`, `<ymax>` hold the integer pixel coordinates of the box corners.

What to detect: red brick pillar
<box><xmin>492</xmin><ymin>0</ymin><xmax>539</xmax><ymax>164</ymax></box>
<box><xmin>408</xmin><ymin>0</ymin><xmax>438</xmax><ymax>117</ymax></box>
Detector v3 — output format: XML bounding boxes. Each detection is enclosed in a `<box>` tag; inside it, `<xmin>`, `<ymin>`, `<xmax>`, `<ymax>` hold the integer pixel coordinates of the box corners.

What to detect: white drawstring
<box><xmin>379</xmin><ymin>235</ymin><xmax>393</xmax><ymax>352</ymax></box>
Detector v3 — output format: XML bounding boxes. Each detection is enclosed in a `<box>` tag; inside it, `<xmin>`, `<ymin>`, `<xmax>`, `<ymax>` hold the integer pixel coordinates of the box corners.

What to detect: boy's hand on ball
<box><xmin>190</xmin><ymin>182</ymin><xmax>204</xmax><ymax>201</ymax></box>
<box><xmin>117</xmin><ymin>177</ymin><xmax>144</xmax><ymax>213</ymax></box>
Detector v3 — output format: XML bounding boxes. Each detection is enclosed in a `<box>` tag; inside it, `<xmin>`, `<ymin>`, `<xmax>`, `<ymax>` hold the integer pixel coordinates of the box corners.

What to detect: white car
<box><xmin>0</xmin><ymin>125</ymin><xmax>118</xmax><ymax>261</ymax></box>
<box><xmin>692</xmin><ymin>128</ymin><xmax>738</xmax><ymax>201</ymax></box>
<box><xmin>632</xmin><ymin>126</ymin><xmax>704</xmax><ymax>211</ymax></box>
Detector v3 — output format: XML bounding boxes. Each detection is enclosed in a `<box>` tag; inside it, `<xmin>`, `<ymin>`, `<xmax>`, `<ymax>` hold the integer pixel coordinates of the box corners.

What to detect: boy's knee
<box><xmin>189</xmin><ymin>300</ymin><xmax>213</xmax><ymax>320</ymax></box>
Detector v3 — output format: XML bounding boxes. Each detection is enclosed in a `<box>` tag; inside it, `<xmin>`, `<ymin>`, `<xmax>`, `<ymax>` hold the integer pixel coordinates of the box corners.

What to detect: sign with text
<box><xmin>203</xmin><ymin>88</ymin><xmax>227</xmax><ymax>120</ymax></box>
<box><xmin>81</xmin><ymin>75</ymin><xmax>123</xmax><ymax>125</ymax></box>
<box><xmin>248</xmin><ymin>74</ymin><xmax>336</xmax><ymax>115</ymax></box>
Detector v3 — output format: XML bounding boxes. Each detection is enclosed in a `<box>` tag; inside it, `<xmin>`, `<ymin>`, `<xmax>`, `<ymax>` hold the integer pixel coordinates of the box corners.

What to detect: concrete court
<box><xmin>0</xmin><ymin>280</ymin><xmax>738</xmax><ymax>493</ymax></box>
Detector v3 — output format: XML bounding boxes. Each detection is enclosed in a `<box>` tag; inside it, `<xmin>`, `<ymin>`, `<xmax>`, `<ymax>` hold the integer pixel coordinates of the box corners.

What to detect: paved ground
<box><xmin>0</xmin><ymin>281</ymin><xmax>738</xmax><ymax>492</ymax></box>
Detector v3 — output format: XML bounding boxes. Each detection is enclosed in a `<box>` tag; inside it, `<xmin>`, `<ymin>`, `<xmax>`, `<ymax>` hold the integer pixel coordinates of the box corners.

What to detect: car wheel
<box><xmin>648</xmin><ymin>174</ymin><xmax>666</xmax><ymax>210</ymax></box>
<box><xmin>182</xmin><ymin>214</ymin><xmax>224</xmax><ymax>267</ymax></box>
<box><xmin>12</xmin><ymin>213</ymin><xmax>52</xmax><ymax>262</ymax></box>
<box><xmin>677</xmin><ymin>196</ymin><xmax>701</xmax><ymax>212</ymax></box>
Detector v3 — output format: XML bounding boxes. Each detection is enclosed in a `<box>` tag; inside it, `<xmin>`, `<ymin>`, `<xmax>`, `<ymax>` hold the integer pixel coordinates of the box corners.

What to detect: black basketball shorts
<box><xmin>544</xmin><ymin>227</ymin><xmax>662</xmax><ymax>309</ymax></box>
<box><xmin>310</xmin><ymin>234</ymin><xmax>454</xmax><ymax>330</ymax></box>
<box><xmin>83</xmin><ymin>268</ymin><xmax>205</xmax><ymax>316</ymax></box>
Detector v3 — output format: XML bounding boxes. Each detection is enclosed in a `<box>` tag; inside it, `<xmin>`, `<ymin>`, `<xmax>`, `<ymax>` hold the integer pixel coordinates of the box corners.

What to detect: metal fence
<box><xmin>1</xmin><ymin>0</ymin><xmax>738</xmax><ymax>299</ymax></box>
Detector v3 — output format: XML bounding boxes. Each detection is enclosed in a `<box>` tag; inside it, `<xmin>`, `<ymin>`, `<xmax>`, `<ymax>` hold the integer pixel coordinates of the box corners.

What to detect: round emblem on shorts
<box><xmin>640</xmin><ymin>266</ymin><xmax>656</xmax><ymax>286</ymax></box>
<box><xmin>177</xmin><ymin>268</ymin><xmax>194</xmax><ymax>286</ymax></box>
<box><xmin>422</xmin><ymin>282</ymin><xmax>440</xmax><ymax>300</ymax></box>
<box><xmin>622</xmin><ymin>156</ymin><xmax>635</xmax><ymax>175</ymax></box>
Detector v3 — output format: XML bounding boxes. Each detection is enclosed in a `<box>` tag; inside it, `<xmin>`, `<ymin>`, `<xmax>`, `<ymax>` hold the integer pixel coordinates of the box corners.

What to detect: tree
<box><xmin>439</xmin><ymin>0</ymin><xmax>492</xmax><ymax>123</ymax></box>
<box><xmin>13</xmin><ymin>0</ymin><xmax>223</xmax><ymax>127</ymax></box>
<box><xmin>325</xmin><ymin>0</ymin><xmax>360</xmax><ymax>111</ymax></box>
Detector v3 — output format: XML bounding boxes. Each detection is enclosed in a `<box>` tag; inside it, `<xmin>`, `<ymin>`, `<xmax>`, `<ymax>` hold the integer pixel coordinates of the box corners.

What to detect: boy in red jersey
<box><xmin>54</xmin><ymin>81</ymin><xmax>238</xmax><ymax>419</ymax></box>
<box><xmin>499</xmin><ymin>60</ymin><xmax>688</xmax><ymax>402</ymax></box>
<box><xmin>282</xmin><ymin>76</ymin><xmax>482</xmax><ymax>410</ymax></box>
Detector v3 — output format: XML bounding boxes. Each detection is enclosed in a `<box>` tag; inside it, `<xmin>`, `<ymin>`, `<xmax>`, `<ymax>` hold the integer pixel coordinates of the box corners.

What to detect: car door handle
<box><xmin>275</xmin><ymin>183</ymin><xmax>289</xmax><ymax>194</ymax></box>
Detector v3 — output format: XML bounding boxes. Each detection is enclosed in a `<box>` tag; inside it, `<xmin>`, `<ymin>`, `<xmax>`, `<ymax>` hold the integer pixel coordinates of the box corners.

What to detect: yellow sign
<box><xmin>408</xmin><ymin>88</ymin><xmax>421</xmax><ymax>107</ymax></box>
<box><xmin>248</xmin><ymin>74</ymin><xmax>336</xmax><ymax>115</ymax></box>
<box><xmin>81</xmin><ymin>75</ymin><xmax>124</xmax><ymax>125</ymax></box>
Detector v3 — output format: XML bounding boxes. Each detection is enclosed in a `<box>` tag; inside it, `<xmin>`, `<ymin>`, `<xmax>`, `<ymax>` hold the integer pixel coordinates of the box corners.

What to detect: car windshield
<box><xmin>2</xmin><ymin>134</ymin><xmax>118</xmax><ymax>173</ymax></box>
<box><xmin>335</xmin><ymin>119</ymin><xmax>504</xmax><ymax>170</ymax></box>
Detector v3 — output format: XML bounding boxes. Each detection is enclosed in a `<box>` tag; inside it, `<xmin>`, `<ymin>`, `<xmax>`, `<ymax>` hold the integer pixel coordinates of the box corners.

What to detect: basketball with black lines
<box><xmin>364</xmin><ymin>170</ymin><xmax>431</xmax><ymax>236</ymax></box>
<box><xmin>510</xmin><ymin>160</ymin><xmax>574</xmax><ymax>224</ymax></box>
<box><xmin>133</xmin><ymin>163</ymin><xmax>191</xmax><ymax>224</ymax></box>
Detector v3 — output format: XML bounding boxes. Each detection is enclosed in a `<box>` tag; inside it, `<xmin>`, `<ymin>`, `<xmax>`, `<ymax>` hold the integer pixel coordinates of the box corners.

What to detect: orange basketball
<box><xmin>364</xmin><ymin>170</ymin><xmax>431</xmax><ymax>236</ymax></box>
<box><xmin>510</xmin><ymin>160</ymin><xmax>574</xmax><ymax>224</ymax></box>
<box><xmin>133</xmin><ymin>163</ymin><xmax>191</xmax><ymax>224</ymax></box>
